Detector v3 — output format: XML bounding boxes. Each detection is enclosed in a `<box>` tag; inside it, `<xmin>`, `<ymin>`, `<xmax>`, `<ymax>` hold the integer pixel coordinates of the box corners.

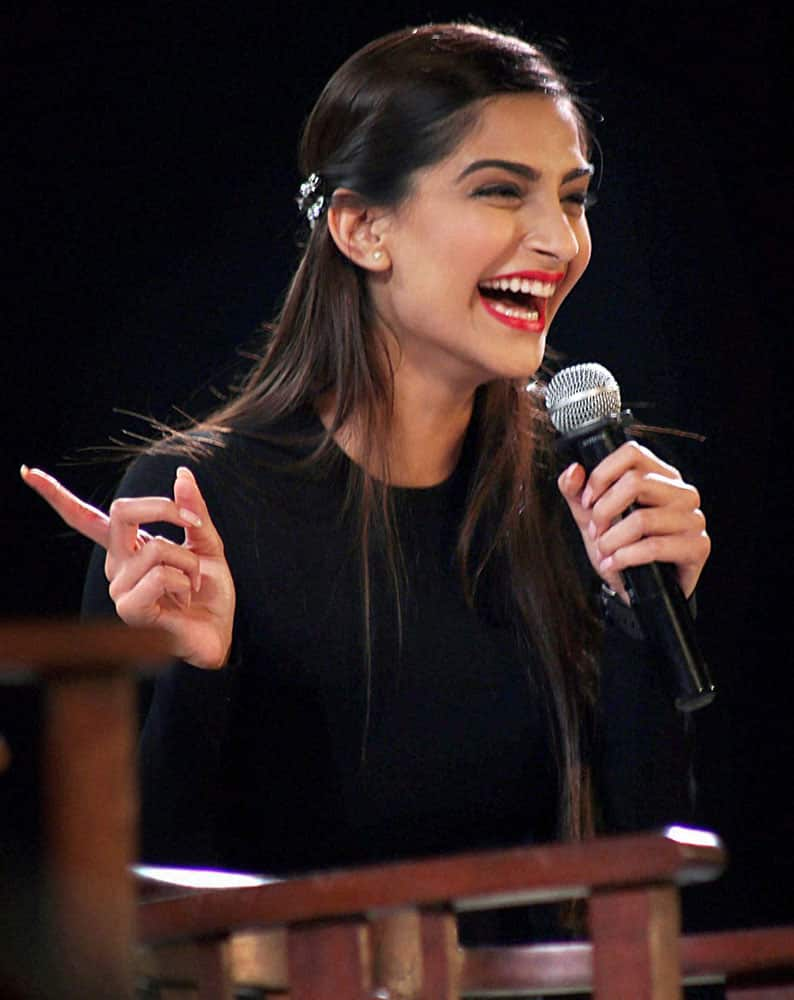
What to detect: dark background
<box><xmin>2</xmin><ymin>0</ymin><xmax>792</xmax><ymax>935</ymax></box>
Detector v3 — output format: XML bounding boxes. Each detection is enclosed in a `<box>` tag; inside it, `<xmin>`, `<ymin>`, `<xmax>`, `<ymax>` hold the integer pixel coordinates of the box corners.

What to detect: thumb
<box><xmin>173</xmin><ymin>466</ymin><xmax>223</xmax><ymax>556</ymax></box>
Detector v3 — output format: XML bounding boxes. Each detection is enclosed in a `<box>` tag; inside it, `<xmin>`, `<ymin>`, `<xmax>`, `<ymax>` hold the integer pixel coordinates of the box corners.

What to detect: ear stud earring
<box><xmin>373</xmin><ymin>250</ymin><xmax>384</xmax><ymax>261</ymax></box>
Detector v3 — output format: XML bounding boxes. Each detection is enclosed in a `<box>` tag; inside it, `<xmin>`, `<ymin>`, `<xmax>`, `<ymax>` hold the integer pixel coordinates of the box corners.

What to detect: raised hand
<box><xmin>557</xmin><ymin>440</ymin><xmax>710</xmax><ymax>602</ymax></box>
<box><xmin>21</xmin><ymin>464</ymin><xmax>235</xmax><ymax>669</ymax></box>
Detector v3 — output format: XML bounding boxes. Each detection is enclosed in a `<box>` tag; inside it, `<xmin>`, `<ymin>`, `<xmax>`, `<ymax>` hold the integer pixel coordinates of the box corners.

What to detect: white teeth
<box><xmin>480</xmin><ymin>276</ymin><xmax>557</xmax><ymax>297</ymax></box>
<box><xmin>489</xmin><ymin>300</ymin><xmax>540</xmax><ymax>321</ymax></box>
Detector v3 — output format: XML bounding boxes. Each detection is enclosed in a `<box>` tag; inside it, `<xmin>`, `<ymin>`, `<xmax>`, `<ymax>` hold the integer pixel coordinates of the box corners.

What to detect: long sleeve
<box><xmin>81</xmin><ymin>448</ymin><xmax>237</xmax><ymax>867</ymax></box>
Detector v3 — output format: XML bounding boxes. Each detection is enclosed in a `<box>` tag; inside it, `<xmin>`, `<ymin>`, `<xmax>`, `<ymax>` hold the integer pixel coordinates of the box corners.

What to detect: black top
<box><xmin>82</xmin><ymin>408</ymin><xmax>693</xmax><ymax>887</ymax></box>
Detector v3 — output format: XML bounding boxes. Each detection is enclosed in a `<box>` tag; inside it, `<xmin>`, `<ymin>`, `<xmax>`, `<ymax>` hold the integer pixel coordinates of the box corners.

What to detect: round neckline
<box><xmin>307</xmin><ymin>403</ymin><xmax>470</xmax><ymax>498</ymax></box>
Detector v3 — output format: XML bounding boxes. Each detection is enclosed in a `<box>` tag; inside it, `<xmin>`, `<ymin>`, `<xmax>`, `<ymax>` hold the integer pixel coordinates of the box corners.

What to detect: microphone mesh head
<box><xmin>546</xmin><ymin>362</ymin><xmax>622</xmax><ymax>433</ymax></box>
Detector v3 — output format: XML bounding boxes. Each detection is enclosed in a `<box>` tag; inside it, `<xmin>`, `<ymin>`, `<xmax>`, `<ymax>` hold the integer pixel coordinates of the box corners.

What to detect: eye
<box><xmin>472</xmin><ymin>182</ymin><xmax>522</xmax><ymax>200</ymax></box>
<box><xmin>562</xmin><ymin>190</ymin><xmax>598</xmax><ymax>213</ymax></box>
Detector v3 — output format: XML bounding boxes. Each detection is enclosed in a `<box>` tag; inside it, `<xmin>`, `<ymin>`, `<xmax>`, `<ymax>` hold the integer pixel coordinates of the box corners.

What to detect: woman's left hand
<box><xmin>557</xmin><ymin>440</ymin><xmax>710</xmax><ymax>602</ymax></box>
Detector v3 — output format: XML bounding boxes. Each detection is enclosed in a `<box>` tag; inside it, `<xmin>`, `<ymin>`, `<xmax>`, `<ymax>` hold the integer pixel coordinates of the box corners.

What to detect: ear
<box><xmin>326</xmin><ymin>188</ymin><xmax>392</xmax><ymax>272</ymax></box>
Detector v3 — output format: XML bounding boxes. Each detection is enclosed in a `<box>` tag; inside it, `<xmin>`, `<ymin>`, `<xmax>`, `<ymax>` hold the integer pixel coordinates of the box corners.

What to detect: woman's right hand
<box><xmin>20</xmin><ymin>464</ymin><xmax>236</xmax><ymax>669</ymax></box>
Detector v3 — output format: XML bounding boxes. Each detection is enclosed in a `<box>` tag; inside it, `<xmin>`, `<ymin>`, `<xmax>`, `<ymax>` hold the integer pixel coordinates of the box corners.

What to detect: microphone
<box><xmin>546</xmin><ymin>362</ymin><xmax>715</xmax><ymax>712</ymax></box>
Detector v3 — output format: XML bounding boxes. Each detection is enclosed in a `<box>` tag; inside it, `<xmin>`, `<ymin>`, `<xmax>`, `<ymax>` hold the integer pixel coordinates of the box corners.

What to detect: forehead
<box><xmin>442</xmin><ymin>93</ymin><xmax>587</xmax><ymax>174</ymax></box>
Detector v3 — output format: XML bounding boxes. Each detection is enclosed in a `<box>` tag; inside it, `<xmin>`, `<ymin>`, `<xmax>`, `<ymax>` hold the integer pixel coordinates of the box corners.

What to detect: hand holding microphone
<box><xmin>550</xmin><ymin>363</ymin><xmax>715</xmax><ymax>711</ymax></box>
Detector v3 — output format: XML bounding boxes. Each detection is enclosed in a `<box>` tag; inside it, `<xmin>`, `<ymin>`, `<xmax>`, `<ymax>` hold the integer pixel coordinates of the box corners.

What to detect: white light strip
<box><xmin>133</xmin><ymin>865</ymin><xmax>278</xmax><ymax>889</ymax></box>
<box><xmin>665</xmin><ymin>826</ymin><xmax>722</xmax><ymax>849</ymax></box>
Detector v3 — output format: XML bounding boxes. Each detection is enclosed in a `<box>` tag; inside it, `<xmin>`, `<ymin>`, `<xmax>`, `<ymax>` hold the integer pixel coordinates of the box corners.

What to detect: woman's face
<box><xmin>369</xmin><ymin>93</ymin><xmax>593</xmax><ymax>394</ymax></box>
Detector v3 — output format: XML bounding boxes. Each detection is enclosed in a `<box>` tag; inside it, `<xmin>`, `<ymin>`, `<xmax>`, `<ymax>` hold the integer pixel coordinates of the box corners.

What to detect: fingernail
<box><xmin>174</xmin><ymin>590</ymin><xmax>191</xmax><ymax>611</ymax></box>
<box><xmin>177</xmin><ymin>466</ymin><xmax>196</xmax><ymax>482</ymax></box>
<box><xmin>587</xmin><ymin>521</ymin><xmax>597</xmax><ymax>539</ymax></box>
<box><xmin>600</xmin><ymin>556</ymin><xmax>614</xmax><ymax>572</ymax></box>
<box><xmin>20</xmin><ymin>464</ymin><xmax>29</xmax><ymax>479</ymax></box>
<box><xmin>581</xmin><ymin>488</ymin><xmax>592</xmax><ymax>508</ymax></box>
<box><xmin>179</xmin><ymin>507</ymin><xmax>203</xmax><ymax>528</ymax></box>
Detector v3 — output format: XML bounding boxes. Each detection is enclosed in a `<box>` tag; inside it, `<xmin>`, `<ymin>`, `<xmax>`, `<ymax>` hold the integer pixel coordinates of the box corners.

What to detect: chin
<box><xmin>479</xmin><ymin>357</ymin><xmax>545</xmax><ymax>386</ymax></box>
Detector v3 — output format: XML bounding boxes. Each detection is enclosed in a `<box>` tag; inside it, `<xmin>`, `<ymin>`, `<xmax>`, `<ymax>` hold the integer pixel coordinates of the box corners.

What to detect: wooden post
<box><xmin>419</xmin><ymin>909</ymin><xmax>459</xmax><ymax>1000</ymax></box>
<box><xmin>371</xmin><ymin>908</ymin><xmax>424</xmax><ymax>998</ymax></box>
<box><xmin>369</xmin><ymin>907</ymin><xmax>459</xmax><ymax>999</ymax></box>
<box><xmin>288</xmin><ymin>919</ymin><xmax>371</xmax><ymax>1000</ymax></box>
<box><xmin>589</xmin><ymin>883</ymin><xmax>681</xmax><ymax>1000</ymax></box>
<box><xmin>44</xmin><ymin>670</ymin><xmax>138</xmax><ymax>998</ymax></box>
<box><xmin>195</xmin><ymin>935</ymin><xmax>234</xmax><ymax>1000</ymax></box>
<box><xmin>0</xmin><ymin>621</ymin><xmax>171</xmax><ymax>1000</ymax></box>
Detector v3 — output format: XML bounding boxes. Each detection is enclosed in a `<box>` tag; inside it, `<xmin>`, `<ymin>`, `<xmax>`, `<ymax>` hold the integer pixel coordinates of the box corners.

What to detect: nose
<box><xmin>520</xmin><ymin>196</ymin><xmax>581</xmax><ymax>265</ymax></box>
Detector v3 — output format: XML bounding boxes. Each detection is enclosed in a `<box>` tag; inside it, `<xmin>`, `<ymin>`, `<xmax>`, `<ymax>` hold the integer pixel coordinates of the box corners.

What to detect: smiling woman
<box><xmin>344</xmin><ymin>93</ymin><xmax>594</xmax><ymax>397</ymax></box>
<box><xmin>22</xmin><ymin>22</ymin><xmax>710</xmax><ymax>945</ymax></box>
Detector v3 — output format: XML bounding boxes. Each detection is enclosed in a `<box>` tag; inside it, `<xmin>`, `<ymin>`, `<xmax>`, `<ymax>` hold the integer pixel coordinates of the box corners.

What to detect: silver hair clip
<box><xmin>297</xmin><ymin>172</ymin><xmax>326</xmax><ymax>229</ymax></box>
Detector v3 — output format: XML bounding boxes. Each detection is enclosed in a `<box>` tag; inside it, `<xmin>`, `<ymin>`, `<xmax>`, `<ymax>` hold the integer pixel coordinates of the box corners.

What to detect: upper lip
<box><xmin>480</xmin><ymin>269</ymin><xmax>564</xmax><ymax>283</ymax></box>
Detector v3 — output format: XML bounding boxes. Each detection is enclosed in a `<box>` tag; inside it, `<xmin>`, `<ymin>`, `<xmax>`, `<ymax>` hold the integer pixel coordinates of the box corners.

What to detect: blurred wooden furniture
<box><xmin>136</xmin><ymin>826</ymin><xmax>733</xmax><ymax>999</ymax></box>
<box><xmin>0</xmin><ymin>619</ymin><xmax>171</xmax><ymax>1000</ymax></box>
<box><xmin>138</xmin><ymin>898</ymin><xmax>794</xmax><ymax>999</ymax></box>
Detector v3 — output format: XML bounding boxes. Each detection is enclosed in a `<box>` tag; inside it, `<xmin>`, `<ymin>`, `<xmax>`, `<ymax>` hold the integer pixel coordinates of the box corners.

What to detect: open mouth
<box><xmin>478</xmin><ymin>274</ymin><xmax>561</xmax><ymax>325</ymax></box>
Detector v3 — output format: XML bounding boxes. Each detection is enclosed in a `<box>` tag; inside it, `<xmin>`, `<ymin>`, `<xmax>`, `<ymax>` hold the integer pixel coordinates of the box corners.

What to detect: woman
<box><xmin>22</xmin><ymin>22</ymin><xmax>709</xmax><ymax>920</ymax></box>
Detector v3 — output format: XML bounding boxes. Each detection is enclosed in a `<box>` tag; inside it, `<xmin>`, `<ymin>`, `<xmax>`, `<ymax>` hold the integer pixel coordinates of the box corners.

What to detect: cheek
<box><xmin>577</xmin><ymin>222</ymin><xmax>593</xmax><ymax>275</ymax></box>
<box><xmin>558</xmin><ymin>223</ymin><xmax>592</xmax><ymax>303</ymax></box>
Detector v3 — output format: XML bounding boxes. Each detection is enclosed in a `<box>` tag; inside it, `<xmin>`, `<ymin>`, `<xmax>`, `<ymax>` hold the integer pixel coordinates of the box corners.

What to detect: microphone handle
<box><xmin>560</xmin><ymin>413</ymin><xmax>715</xmax><ymax>711</ymax></box>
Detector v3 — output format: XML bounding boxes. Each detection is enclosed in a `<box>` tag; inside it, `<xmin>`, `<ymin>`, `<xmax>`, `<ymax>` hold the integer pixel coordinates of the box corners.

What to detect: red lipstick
<box><xmin>483</xmin><ymin>269</ymin><xmax>564</xmax><ymax>283</ymax></box>
<box><xmin>478</xmin><ymin>269</ymin><xmax>562</xmax><ymax>333</ymax></box>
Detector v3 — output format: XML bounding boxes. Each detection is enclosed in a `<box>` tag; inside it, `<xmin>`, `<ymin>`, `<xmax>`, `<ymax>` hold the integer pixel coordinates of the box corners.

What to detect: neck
<box><xmin>318</xmin><ymin>371</ymin><xmax>476</xmax><ymax>488</ymax></box>
<box><xmin>388</xmin><ymin>385</ymin><xmax>474</xmax><ymax>486</ymax></box>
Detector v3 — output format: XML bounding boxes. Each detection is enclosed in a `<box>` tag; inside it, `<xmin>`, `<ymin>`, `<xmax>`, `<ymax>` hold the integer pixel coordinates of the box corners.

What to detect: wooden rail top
<box><xmin>0</xmin><ymin>619</ymin><xmax>173</xmax><ymax>677</ymax></box>
<box><xmin>138</xmin><ymin>826</ymin><xmax>726</xmax><ymax>944</ymax></box>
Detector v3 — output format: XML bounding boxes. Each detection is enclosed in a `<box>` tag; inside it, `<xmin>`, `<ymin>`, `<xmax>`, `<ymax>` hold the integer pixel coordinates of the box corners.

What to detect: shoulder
<box><xmin>115</xmin><ymin>430</ymin><xmax>229</xmax><ymax>498</ymax></box>
<box><xmin>118</xmin><ymin>408</ymin><xmax>319</xmax><ymax>492</ymax></box>
<box><xmin>116</xmin><ymin>407</ymin><xmax>337</xmax><ymax>524</ymax></box>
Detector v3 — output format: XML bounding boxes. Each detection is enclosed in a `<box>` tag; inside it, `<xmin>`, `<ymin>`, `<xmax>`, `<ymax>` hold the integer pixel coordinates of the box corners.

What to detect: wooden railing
<box><xmin>135</xmin><ymin>844</ymin><xmax>794</xmax><ymax>998</ymax></box>
<box><xmin>134</xmin><ymin>826</ymin><xmax>732</xmax><ymax>999</ymax></box>
<box><xmin>3</xmin><ymin>620</ymin><xmax>794</xmax><ymax>999</ymax></box>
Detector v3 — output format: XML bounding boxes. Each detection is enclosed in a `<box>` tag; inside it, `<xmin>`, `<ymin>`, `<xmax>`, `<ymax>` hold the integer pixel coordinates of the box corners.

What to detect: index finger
<box><xmin>21</xmin><ymin>466</ymin><xmax>111</xmax><ymax>548</ymax></box>
<box><xmin>107</xmin><ymin>495</ymin><xmax>196</xmax><ymax>561</ymax></box>
<box><xmin>581</xmin><ymin>440</ymin><xmax>679</xmax><ymax>507</ymax></box>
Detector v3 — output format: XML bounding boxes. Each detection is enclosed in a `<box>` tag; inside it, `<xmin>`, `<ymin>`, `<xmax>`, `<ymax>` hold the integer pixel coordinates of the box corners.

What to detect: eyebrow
<box><xmin>455</xmin><ymin>159</ymin><xmax>595</xmax><ymax>184</ymax></box>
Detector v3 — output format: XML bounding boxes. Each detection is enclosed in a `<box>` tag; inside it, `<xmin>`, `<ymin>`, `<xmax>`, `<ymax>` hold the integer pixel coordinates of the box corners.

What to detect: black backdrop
<box><xmin>3</xmin><ymin>1</ymin><xmax>792</xmax><ymax>934</ymax></box>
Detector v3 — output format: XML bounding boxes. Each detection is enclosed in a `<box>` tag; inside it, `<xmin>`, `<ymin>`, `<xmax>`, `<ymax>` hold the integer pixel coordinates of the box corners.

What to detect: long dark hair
<box><xmin>196</xmin><ymin>23</ymin><xmax>600</xmax><ymax>842</ymax></box>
